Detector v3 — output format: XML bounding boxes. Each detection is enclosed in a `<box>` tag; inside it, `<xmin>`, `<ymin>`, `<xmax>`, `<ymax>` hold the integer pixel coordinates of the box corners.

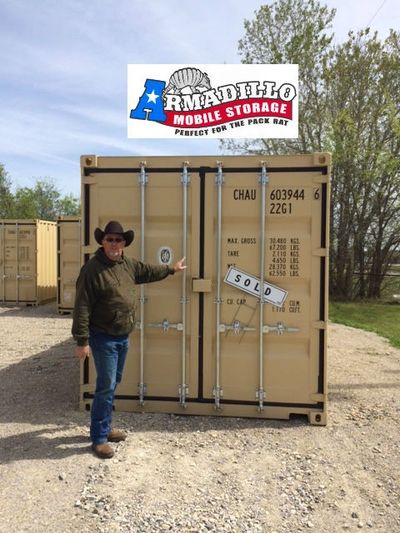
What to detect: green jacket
<box><xmin>72</xmin><ymin>248</ymin><xmax>174</xmax><ymax>346</ymax></box>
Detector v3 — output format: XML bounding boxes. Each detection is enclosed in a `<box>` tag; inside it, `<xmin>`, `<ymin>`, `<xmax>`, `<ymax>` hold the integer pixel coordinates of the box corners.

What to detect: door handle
<box><xmin>192</xmin><ymin>278</ymin><xmax>212</xmax><ymax>293</ymax></box>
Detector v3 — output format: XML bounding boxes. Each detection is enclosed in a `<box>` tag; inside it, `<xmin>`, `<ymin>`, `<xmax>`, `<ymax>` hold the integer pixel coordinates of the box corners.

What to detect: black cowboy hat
<box><xmin>94</xmin><ymin>221</ymin><xmax>134</xmax><ymax>247</ymax></box>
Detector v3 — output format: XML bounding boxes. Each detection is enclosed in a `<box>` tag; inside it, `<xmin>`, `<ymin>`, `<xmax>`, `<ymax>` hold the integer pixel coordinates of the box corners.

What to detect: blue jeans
<box><xmin>89</xmin><ymin>331</ymin><xmax>129</xmax><ymax>445</ymax></box>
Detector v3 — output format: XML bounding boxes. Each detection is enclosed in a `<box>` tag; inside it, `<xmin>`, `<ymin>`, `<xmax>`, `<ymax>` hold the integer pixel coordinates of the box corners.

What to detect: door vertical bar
<box><xmin>256</xmin><ymin>163</ymin><xmax>269</xmax><ymax>411</ymax></box>
<box><xmin>34</xmin><ymin>223</ymin><xmax>38</xmax><ymax>304</ymax></box>
<box><xmin>213</xmin><ymin>162</ymin><xmax>224</xmax><ymax>409</ymax></box>
<box><xmin>179</xmin><ymin>162</ymin><xmax>190</xmax><ymax>406</ymax></box>
<box><xmin>1</xmin><ymin>223</ymin><xmax>5</xmax><ymax>302</ymax></box>
<box><xmin>15</xmin><ymin>222</ymin><xmax>19</xmax><ymax>304</ymax></box>
<box><xmin>138</xmin><ymin>162</ymin><xmax>148</xmax><ymax>405</ymax></box>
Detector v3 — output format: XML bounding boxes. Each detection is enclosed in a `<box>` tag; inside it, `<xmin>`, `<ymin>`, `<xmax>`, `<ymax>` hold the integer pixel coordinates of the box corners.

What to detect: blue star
<box><xmin>146</xmin><ymin>90</ymin><xmax>159</xmax><ymax>104</ymax></box>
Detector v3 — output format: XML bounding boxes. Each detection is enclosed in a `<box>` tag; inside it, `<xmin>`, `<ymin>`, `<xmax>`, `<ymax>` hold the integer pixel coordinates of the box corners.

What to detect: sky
<box><xmin>0</xmin><ymin>0</ymin><xmax>398</xmax><ymax>198</ymax></box>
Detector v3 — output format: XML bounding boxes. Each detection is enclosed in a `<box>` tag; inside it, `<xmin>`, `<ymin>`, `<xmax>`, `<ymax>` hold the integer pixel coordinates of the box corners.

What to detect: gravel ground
<box><xmin>0</xmin><ymin>302</ymin><xmax>399</xmax><ymax>533</ymax></box>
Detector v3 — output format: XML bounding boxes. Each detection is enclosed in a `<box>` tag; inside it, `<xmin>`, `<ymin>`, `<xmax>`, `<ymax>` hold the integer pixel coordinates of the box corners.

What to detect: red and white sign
<box><xmin>128</xmin><ymin>64</ymin><xmax>298</xmax><ymax>139</ymax></box>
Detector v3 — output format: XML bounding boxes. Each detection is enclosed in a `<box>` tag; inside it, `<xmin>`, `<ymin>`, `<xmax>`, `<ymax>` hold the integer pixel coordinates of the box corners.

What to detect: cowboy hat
<box><xmin>94</xmin><ymin>221</ymin><xmax>134</xmax><ymax>247</ymax></box>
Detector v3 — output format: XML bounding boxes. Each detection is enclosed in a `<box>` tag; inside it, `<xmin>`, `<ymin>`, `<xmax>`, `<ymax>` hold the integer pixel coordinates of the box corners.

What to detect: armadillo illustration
<box><xmin>163</xmin><ymin>67</ymin><xmax>211</xmax><ymax>95</ymax></box>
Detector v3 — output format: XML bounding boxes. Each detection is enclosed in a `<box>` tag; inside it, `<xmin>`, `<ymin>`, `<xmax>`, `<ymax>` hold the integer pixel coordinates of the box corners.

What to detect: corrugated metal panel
<box><xmin>57</xmin><ymin>217</ymin><xmax>81</xmax><ymax>313</ymax></box>
<box><xmin>79</xmin><ymin>154</ymin><xmax>330</xmax><ymax>425</ymax></box>
<box><xmin>0</xmin><ymin>219</ymin><xmax>57</xmax><ymax>305</ymax></box>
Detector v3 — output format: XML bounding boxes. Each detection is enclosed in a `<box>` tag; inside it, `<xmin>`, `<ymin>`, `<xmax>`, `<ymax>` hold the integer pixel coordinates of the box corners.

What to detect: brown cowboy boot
<box><xmin>92</xmin><ymin>443</ymin><xmax>114</xmax><ymax>459</ymax></box>
<box><xmin>107</xmin><ymin>429</ymin><xmax>127</xmax><ymax>442</ymax></box>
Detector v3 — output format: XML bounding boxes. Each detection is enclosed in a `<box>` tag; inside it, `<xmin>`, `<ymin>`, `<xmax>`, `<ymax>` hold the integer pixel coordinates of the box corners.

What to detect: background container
<box><xmin>0</xmin><ymin>219</ymin><xmax>57</xmax><ymax>305</ymax></box>
<box><xmin>57</xmin><ymin>216</ymin><xmax>81</xmax><ymax>313</ymax></box>
<box><xmin>79</xmin><ymin>154</ymin><xmax>330</xmax><ymax>424</ymax></box>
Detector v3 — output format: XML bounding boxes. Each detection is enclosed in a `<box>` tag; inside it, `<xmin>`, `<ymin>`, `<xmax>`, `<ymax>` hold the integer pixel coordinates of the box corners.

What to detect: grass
<box><xmin>329</xmin><ymin>301</ymin><xmax>400</xmax><ymax>349</ymax></box>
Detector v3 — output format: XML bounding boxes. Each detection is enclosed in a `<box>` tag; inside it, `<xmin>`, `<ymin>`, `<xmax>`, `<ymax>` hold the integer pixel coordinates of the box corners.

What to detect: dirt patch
<box><xmin>0</xmin><ymin>304</ymin><xmax>399</xmax><ymax>532</ymax></box>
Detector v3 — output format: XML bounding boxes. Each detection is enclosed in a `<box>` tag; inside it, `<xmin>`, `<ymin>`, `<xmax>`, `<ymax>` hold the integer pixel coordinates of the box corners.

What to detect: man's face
<box><xmin>102</xmin><ymin>233</ymin><xmax>125</xmax><ymax>261</ymax></box>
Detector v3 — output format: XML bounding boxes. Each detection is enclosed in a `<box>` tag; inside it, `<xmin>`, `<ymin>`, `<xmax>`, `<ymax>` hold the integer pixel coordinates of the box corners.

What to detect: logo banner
<box><xmin>127</xmin><ymin>64</ymin><xmax>298</xmax><ymax>139</ymax></box>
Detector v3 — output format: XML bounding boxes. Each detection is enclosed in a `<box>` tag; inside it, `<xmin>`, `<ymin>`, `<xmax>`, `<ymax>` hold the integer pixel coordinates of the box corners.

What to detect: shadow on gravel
<box><xmin>0</xmin><ymin>429</ymin><xmax>90</xmax><ymax>463</ymax></box>
<box><xmin>330</xmin><ymin>382</ymin><xmax>399</xmax><ymax>392</ymax></box>
<box><xmin>117</xmin><ymin>412</ymin><xmax>310</xmax><ymax>436</ymax></box>
<box><xmin>0</xmin><ymin>302</ymin><xmax>71</xmax><ymax>319</ymax></box>
<box><xmin>0</xmin><ymin>334</ymin><xmax>91</xmax><ymax>463</ymax></box>
<box><xmin>0</xmin><ymin>338</ymin><xmax>80</xmax><ymax>424</ymax></box>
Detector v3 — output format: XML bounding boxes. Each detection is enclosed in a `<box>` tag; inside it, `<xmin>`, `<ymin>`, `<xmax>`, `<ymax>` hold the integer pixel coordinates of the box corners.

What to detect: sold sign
<box><xmin>224</xmin><ymin>266</ymin><xmax>288</xmax><ymax>307</ymax></box>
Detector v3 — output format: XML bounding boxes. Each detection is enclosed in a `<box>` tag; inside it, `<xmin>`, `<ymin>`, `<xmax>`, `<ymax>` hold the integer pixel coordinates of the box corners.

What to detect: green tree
<box><xmin>57</xmin><ymin>193</ymin><xmax>80</xmax><ymax>216</ymax></box>
<box><xmin>12</xmin><ymin>179</ymin><xmax>80</xmax><ymax>221</ymax></box>
<box><xmin>327</xmin><ymin>30</ymin><xmax>400</xmax><ymax>299</ymax></box>
<box><xmin>0</xmin><ymin>164</ymin><xmax>80</xmax><ymax>221</ymax></box>
<box><xmin>0</xmin><ymin>163</ymin><xmax>14</xmax><ymax>218</ymax></box>
<box><xmin>226</xmin><ymin>0</ymin><xmax>400</xmax><ymax>300</ymax></box>
<box><xmin>222</xmin><ymin>0</ymin><xmax>335</xmax><ymax>155</ymax></box>
<box><xmin>12</xmin><ymin>180</ymin><xmax>59</xmax><ymax>220</ymax></box>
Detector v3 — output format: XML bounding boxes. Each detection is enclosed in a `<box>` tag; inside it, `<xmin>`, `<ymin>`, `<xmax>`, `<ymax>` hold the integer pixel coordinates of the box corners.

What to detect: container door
<box><xmin>58</xmin><ymin>219</ymin><xmax>81</xmax><ymax>309</ymax></box>
<box><xmin>1</xmin><ymin>223</ymin><xmax>36</xmax><ymax>303</ymax></box>
<box><xmin>82</xmin><ymin>163</ymin><xmax>200</xmax><ymax>404</ymax></box>
<box><xmin>202</xmin><ymin>162</ymin><xmax>327</xmax><ymax>409</ymax></box>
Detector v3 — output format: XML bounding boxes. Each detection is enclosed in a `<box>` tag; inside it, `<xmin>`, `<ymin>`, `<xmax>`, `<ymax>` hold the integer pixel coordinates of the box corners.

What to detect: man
<box><xmin>72</xmin><ymin>220</ymin><xmax>186</xmax><ymax>459</ymax></box>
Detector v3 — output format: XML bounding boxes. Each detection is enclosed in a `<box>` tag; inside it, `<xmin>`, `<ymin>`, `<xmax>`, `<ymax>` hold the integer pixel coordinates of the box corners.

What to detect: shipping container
<box><xmin>79</xmin><ymin>154</ymin><xmax>330</xmax><ymax>424</ymax></box>
<box><xmin>0</xmin><ymin>219</ymin><xmax>57</xmax><ymax>305</ymax></box>
<box><xmin>57</xmin><ymin>216</ymin><xmax>81</xmax><ymax>313</ymax></box>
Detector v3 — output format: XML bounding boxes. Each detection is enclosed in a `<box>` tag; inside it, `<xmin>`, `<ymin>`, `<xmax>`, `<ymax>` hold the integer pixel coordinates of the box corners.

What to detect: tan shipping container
<box><xmin>80</xmin><ymin>154</ymin><xmax>330</xmax><ymax>425</ymax></box>
<box><xmin>57</xmin><ymin>216</ymin><xmax>81</xmax><ymax>313</ymax></box>
<box><xmin>0</xmin><ymin>219</ymin><xmax>57</xmax><ymax>305</ymax></box>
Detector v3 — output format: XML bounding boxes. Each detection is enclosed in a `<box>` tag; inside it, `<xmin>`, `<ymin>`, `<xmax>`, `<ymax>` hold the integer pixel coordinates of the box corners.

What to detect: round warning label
<box><xmin>158</xmin><ymin>246</ymin><xmax>173</xmax><ymax>265</ymax></box>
